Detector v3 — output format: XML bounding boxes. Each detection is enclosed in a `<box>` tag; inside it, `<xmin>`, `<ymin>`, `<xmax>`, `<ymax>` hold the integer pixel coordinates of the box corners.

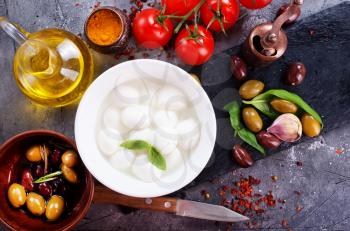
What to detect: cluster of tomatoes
<box><xmin>132</xmin><ymin>0</ymin><xmax>272</xmax><ymax>65</ymax></box>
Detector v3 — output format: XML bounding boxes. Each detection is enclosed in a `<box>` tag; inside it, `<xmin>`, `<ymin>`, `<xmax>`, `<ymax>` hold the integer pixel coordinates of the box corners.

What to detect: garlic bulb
<box><xmin>267</xmin><ymin>113</ymin><xmax>302</xmax><ymax>142</ymax></box>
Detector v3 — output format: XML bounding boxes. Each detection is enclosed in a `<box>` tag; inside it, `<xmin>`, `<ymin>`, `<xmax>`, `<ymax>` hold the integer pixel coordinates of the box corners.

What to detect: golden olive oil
<box><xmin>13</xmin><ymin>29</ymin><xmax>93</xmax><ymax>107</ymax></box>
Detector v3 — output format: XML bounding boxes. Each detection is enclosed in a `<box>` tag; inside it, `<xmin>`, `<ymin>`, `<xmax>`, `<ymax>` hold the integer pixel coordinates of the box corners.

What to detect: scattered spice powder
<box><xmin>296</xmin><ymin>161</ymin><xmax>303</xmax><ymax>166</ymax></box>
<box><xmin>87</xmin><ymin>9</ymin><xmax>123</xmax><ymax>46</ymax></box>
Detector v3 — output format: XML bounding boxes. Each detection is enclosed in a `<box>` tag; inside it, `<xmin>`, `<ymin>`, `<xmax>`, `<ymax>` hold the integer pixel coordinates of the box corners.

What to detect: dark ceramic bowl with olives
<box><xmin>0</xmin><ymin>130</ymin><xmax>94</xmax><ymax>231</ymax></box>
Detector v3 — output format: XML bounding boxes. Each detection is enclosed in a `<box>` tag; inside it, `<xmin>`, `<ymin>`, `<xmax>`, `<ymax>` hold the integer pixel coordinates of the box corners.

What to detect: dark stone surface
<box><xmin>0</xmin><ymin>0</ymin><xmax>349</xmax><ymax>230</ymax></box>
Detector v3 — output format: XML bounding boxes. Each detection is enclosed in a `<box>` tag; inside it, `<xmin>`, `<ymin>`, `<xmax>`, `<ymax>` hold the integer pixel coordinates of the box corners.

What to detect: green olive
<box><xmin>61</xmin><ymin>164</ymin><xmax>79</xmax><ymax>184</ymax></box>
<box><xmin>270</xmin><ymin>98</ymin><xmax>298</xmax><ymax>113</ymax></box>
<box><xmin>190</xmin><ymin>73</ymin><xmax>201</xmax><ymax>84</ymax></box>
<box><xmin>61</xmin><ymin>150</ymin><xmax>79</xmax><ymax>168</ymax></box>
<box><xmin>8</xmin><ymin>183</ymin><xmax>26</xmax><ymax>208</ymax></box>
<box><xmin>26</xmin><ymin>192</ymin><xmax>46</xmax><ymax>216</ymax></box>
<box><xmin>26</xmin><ymin>144</ymin><xmax>48</xmax><ymax>162</ymax></box>
<box><xmin>46</xmin><ymin>195</ymin><xmax>65</xmax><ymax>221</ymax></box>
<box><xmin>301</xmin><ymin>114</ymin><xmax>321</xmax><ymax>137</ymax></box>
<box><xmin>239</xmin><ymin>80</ymin><xmax>265</xmax><ymax>100</ymax></box>
<box><xmin>242</xmin><ymin>107</ymin><xmax>263</xmax><ymax>133</ymax></box>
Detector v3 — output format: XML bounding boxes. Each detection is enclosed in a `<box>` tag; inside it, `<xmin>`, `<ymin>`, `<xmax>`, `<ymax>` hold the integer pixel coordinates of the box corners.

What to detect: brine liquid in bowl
<box><xmin>95</xmin><ymin>77</ymin><xmax>201</xmax><ymax>182</ymax></box>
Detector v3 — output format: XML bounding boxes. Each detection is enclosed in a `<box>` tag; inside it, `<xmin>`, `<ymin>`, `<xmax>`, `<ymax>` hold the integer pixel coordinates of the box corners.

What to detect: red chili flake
<box><xmin>222</xmin><ymin>185</ymin><xmax>229</xmax><ymax>191</ymax></box>
<box><xmin>271</xmin><ymin>175</ymin><xmax>278</xmax><ymax>182</ymax></box>
<box><xmin>136</xmin><ymin>0</ymin><xmax>143</xmax><ymax>8</ymax></box>
<box><xmin>93</xmin><ymin>1</ymin><xmax>101</xmax><ymax>9</ymax></box>
<box><xmin>336</xmin><ymin>148</ymin><xmax>344</xmax><ymax>155</ymax></box>
<box><xmin>296</xmin><ymin>161</ymin><xmax>303</xmax><ymax>166</ymax></box>
<box><xmin>281</xmin><ymin>219</ymin><xmax>288</xmax><ymax>227</ymax></box>
<box><xmin>296</xmin><ymin>204</ymin><xmax>302</xmax><ymax>213</ymax></box>
<box><xmin>294</xmin><ymin>191</ymin><xmax>302</xmax><ymax>196</ymax></box>
<box><xmin>218</xmin><ymin>190</ymin><xmax>226</xmax><ymax>197</ymax></box>
<box><xmin>231</xmin><ymin>188</ymin><xmax>238</xmax><ymax>196</ymax></box>
<box><xmin>249</xmin><ymin>176</ymin><xmax>261</xmax><ymax>185</ymax></box>
<box><xmin>142</xmin><ymin>53</ymin><xmax>150</xmax><ymax>58</ymax></box>
<box><xmin>309</xmin><ymin>29</ymin><xmax>316</xmax><ymax>36</ymax></box>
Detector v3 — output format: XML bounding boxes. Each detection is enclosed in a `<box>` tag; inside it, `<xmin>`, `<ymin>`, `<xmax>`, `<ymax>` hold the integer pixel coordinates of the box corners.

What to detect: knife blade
<box><xmin>93</xmin><ymin>185</ymin><xmax>249</xmax><ymax>222</ymax></box>
<box><xmin>176</xmin><ymin>199</ymin><xmax>249</xmax><ymax>222</ymax></box>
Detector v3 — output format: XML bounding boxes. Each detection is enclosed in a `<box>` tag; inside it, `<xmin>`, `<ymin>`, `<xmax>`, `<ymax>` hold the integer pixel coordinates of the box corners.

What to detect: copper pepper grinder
<box><xmin>242</xmin><ymin>0</ymin><xmax>303</xmax><ymax>66</ymax></box>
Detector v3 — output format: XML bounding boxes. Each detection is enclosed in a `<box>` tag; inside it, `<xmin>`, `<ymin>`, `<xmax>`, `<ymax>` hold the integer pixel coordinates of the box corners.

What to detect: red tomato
<box><xmin>175</xmin><ymin>25</ymin><xmax>215</xmax><ymax>65</ymax></box>
<box><xmin>161</xmin><ymin>0</ymin><xmax>200</xmax><ymax>20</ymax></box>
<box><xmin>132</xmin><ymin>8</ymin><xmax>174</xmax><ymax>49</ymax></box>
<box><xmin>239</xmin><ymin>0</ymin><xmax>272</xmax><ymax>9</ymax></box>
<box><xmin>200</xmin><ymin>0</ymin><xmax>240</xmax><ymax>32</ymax></box>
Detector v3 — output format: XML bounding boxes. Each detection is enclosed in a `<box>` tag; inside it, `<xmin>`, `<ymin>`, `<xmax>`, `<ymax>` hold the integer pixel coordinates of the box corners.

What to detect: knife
<box><xmin>93</xmin><ymin>185</ymin><xmax>249</xmax><ymax>222</ymax></box>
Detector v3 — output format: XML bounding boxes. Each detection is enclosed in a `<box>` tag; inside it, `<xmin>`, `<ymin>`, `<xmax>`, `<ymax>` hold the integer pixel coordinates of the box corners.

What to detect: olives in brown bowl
<box><xmin>0</xmin><ymin>130</ymin><xmax>94</xmax><ymax>231</ymax></box>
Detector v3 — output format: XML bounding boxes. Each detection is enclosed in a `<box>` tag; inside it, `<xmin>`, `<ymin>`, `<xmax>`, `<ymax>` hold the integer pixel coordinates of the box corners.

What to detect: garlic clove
<box><xmin>267</xmin><ymin>113</ymin><xmax>302</xmax><ymax>142</ymax></box>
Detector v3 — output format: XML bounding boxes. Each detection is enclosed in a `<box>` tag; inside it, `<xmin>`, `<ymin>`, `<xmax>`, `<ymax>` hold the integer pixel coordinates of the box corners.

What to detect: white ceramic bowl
<box><xmin>75</xmin><ymin>59</ymin><xmax>216</xmax><ymax>197</ymax></box>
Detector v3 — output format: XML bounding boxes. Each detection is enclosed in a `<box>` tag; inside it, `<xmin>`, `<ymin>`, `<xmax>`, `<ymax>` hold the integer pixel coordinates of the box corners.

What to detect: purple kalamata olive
<box><xmin>31</xmin><ymin>164</ymin><xmax>44</xmax><ymax>178</ymax></box>
<box><xmin>277</xmin><ymin>4</ymin><xmax>301</xmax><ymax>26</ymax></box>
<box><xmin>232</xmin><ymin>144</ymin><xmax>254</xmax><ymax>168</ymax></box>
<box><xmin>21</xmin><ymin>168</ymin><xmax>34</xmax><ymax>191</ymax></box>
<box><xmin>256</xmin><ymin>131</ymin><xmax>282</xmax><ymax>149</ymax></box>
<box><xmin>231</xmin><ymin>56</ymin><xmax>247</xmax><ymax>81</ymax></box>
<box><xmin>285</xmin><ymin>62</ymin><xmax>306</xmax><ymax>86</ymax></box>
<box><xmin>50</xmin><ymin>149</ymin><xmax>62</xmax><ymax>166</ymax></box>
<box><xmin>51</xmin><ymin>178</ymin><xmax>67</xmax><ymax>196</ymax></box>
<box><xmin>38</xmin><ymin>182</ymin><xmax>52</xmax><ymax>199</ymax></box>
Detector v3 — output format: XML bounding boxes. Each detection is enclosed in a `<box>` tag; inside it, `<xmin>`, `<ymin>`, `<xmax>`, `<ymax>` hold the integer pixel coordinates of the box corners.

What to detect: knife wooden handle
<box><xmin>93</xmin><ymin>185</ymin><xmax>178</xmax><ymax>213</ymax></box>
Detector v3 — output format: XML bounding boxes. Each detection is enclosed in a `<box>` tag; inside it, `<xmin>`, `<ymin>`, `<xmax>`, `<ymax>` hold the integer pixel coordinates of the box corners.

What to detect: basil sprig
<box><xmin>120</xmin><ymin>140</ymin><xmax>166</xmax><ymax>171</ymax></box>
<box><xmin>243</xmin><ymin>89</ymin><xmax>323</xmax><ymax>128</ymax></box>
<box><xmin>224</xmin><ymin>101</ymin><xmax>265</xmax><ymax>155</ymax></box>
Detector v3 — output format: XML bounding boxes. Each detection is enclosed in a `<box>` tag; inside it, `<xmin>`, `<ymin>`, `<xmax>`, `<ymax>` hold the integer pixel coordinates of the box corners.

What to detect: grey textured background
<box><xmin>0</xmin><ymin>0</ymin><xmax>349</xmax><ymax>230</ymax></box>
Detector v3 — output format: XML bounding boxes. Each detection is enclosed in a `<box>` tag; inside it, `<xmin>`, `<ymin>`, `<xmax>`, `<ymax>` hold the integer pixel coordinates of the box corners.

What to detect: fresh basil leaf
<box><xmin>244</xmin><ymin>89</ymin><xmax>323</xmax><ymax>128</ymax></box>
<box><xmin>120</xmin><ymin>140</ymin><xmax>150</xmax><ymax>150</ymax></box>
<box><xmin>243</xmin><ymin>98</ymin><xmax>279</xmax><ymax>119</ymax></box>
<box><xmin>224</xmin><ymin>100</ymin><xmax>265</xmax><ymax>155</ymax></box>
<box><xmin>238</xmin><ymin>128</ymin><xmax>265</xmax><ymax>155</ymax></box>
<box><xmin>121</xmin><ymin>140</ymin><xmax>167</xmax><ymax>171</ymax></box>
<box><xmin>148</xmin><ymin>147</ymin><xmax>167</xmax><ymax>171</ymax></box>
<box><xmin>224</xmin><ymin>101</ymin><xmax>241</xmax><ymax>131</ymax></box>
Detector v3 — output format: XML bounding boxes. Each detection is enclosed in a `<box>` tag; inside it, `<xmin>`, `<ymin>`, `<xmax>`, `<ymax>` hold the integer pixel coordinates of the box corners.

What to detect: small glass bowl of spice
<box><xmin>85</xmin><ymin>7</ymin><xmax>130</xmax><ymax>53</ymax></box>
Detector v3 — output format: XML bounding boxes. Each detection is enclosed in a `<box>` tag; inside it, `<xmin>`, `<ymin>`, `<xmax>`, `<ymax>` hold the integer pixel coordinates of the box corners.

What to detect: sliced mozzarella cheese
<box><xmin>154</xmin><ymin>129</ymin><xmax>178</xmax><ymax>156</ymax></box>
<box><xmin>164</xmin><ymin>148</ymin><xmax>184</xmax><ymax>171</ymax></box>
<box><xmin>103</xmin><ymin>106</ymin><xmax>129</xmax><ymax>133</ymax></box>
<box><xmin>121</xmin><ymin>105</ymin><xmax>151</xmax><ymax>130</ymax></box>
<box><xmin>176</xmin><ymin>118</ymin><xmax>200</xmax><ymax>141</ymax></box>
<box><xmin>152</xmin><ymin>110</ymin><xmax>178</xmax><ymax>129</ymax></box>
<box><xmin>97</xmin><ymin>129</ymin><xmax>123</xmax><ymax>156</ymax></box>
<box><xmin>131</xmin><ymin>154</ymin><xmax>162</xmax><ymax>182</ymax></box>
<box><xmin>109</xmin><ymin>148</ymin><xmax>136</xmax><ymax>171</ymax></box>
<box><xmin>155</xmin><ymin>86</ymin><xmax>189</xmax><ymax>111</ymax></box>
<box><xmin>129</xmin><ymin>128</ymin><xmax>156</xmax><ymax>144</ymax></box>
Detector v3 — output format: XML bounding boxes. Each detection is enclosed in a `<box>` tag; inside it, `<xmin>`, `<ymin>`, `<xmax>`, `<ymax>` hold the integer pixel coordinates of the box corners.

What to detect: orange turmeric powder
<box><xmin>87</xmin><ymin>9</ymin><xmax>122</xmax><ymax>45</ymax></box>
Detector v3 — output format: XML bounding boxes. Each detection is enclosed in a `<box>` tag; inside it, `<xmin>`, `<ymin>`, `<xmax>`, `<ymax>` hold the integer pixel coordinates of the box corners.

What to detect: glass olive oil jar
<box><xmin>0</xmin><ymin>17</ymin><xmax>93</xmax><ymax>107</ymax></box>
